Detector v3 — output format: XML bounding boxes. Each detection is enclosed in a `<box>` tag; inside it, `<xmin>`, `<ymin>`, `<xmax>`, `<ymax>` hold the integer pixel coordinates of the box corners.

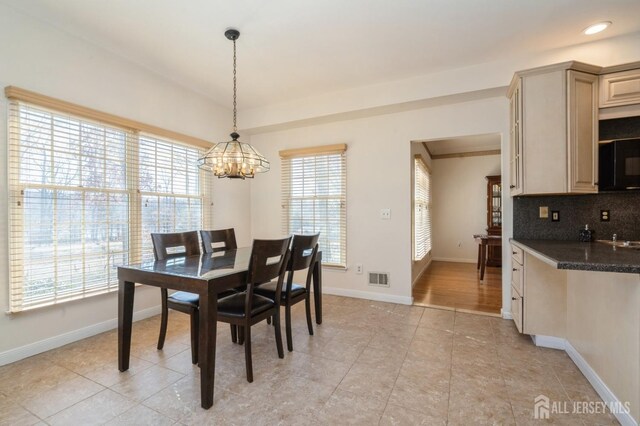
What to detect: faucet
<box><xmin>612</xmin><ymin>233</ymin><xmax>617</xmax><ymax>243</ymax></box>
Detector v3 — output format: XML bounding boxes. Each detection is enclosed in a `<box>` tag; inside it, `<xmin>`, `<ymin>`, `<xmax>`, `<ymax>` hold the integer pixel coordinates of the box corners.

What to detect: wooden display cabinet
<box><xmin>486</xmin><ymin>175</ymin><xmax>502</xmax><ymax>267</ymax></box>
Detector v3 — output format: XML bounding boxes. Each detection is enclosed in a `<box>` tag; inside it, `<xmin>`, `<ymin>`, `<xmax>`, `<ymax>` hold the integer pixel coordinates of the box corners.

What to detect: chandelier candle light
<box><xmin>198</xmin><ymin>29</ymin><xmax>269</xmax><ymax>179</ymax></box>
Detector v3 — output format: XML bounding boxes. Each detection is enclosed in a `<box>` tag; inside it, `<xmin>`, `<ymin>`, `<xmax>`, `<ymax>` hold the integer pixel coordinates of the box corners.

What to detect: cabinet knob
<box><xmin>511</xmin><ymin>297</ymin><xmax>518</xmax><ymax>301</ymax></box>
<box><xmin>512</xmin><ymin>268</ymin><xmax>518</xmax><ymax>271</ymax></box>
<box><xmin>512</xmin><ymin>251</ymin><xmax>517</xmax><ymax>255</ymax></box>
<box><xmin>509</xmin><ymin>185</ymin><xmax>515</xmax><ymax>188</ymax></box>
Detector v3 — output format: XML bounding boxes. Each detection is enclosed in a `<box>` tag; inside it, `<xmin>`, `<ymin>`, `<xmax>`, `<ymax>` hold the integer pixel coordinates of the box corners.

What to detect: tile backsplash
<box><xmin>513</xmin><ymin>192</ymin><xmax>640</xmax><ymax>241</ymax></box>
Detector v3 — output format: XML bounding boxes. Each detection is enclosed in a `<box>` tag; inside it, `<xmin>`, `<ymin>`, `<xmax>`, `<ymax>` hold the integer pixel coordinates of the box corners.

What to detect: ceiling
<box><xmin>421</xmin><ymin>134</ymin><xmax>501</xmax><ymax>156</ymax></box>
<box><xmin>3</xmin><ymin>0</ymin><xmax>640</xmax><ymax>110</ymax></box>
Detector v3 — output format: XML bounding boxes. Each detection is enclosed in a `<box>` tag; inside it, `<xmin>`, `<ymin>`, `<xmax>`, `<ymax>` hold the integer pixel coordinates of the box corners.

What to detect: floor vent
<box><xmin>368</xmin><ymin>272</ymin><xmax>390</xmax><ymax>287</ymax></box>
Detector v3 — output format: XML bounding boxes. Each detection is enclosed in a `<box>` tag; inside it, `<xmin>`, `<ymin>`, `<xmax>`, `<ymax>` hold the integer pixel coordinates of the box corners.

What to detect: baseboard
<box><xmin>565</xmin><ymin>340</ymin><xmax>637</xmax><ymax>426</ymax></box>
<box><xmin>412</xmin><ymin>257</ymin><xmax>432</xmax><ymax>288</ymax></box>
<box><xmin>500</xmin><ymin>308</ymin><xmax>513</xmax><ymax>320</ymax></box>
<box><xmin>0</xmin><ymin>305</ymin><xmax>161</xmax><ymax>367</ymax></box>
<box><xmin>531</xmin><ymin>336</ymin><xmax>636</xmax><ymax>426</ymax></box>
<box><xmin>323</xmin><ymin>286</ymin><xmax>413</xmax><ymax>305</ymax></box>
<box><xmin>432</xmin><ymin>257</ymin><xmax>476</xmax><ymax>264</ymax></box>
<box><xmin>531</xmin><ymin>334</ymin><xmax>566</xmax><ymax>350</ymax></box>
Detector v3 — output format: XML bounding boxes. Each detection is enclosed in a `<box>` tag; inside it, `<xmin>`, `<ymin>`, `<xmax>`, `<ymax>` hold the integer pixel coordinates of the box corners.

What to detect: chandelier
<box><xmin>198</xmin><ymin>29</ymin><xmax>269</xmax><ymax>179</ymax></box>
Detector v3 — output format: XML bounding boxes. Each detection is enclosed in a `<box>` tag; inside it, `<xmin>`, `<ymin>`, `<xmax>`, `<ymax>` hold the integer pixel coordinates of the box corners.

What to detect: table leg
<box><xmin>312</xmin><ymin>252</ymin><xmax>322</xmax><ymax>324</ymax></box>
<box><xmin>118</xmin><ymin>280</ymin><xmax>135</xmax><ymax>372</ymax></box>
<box><xmin>199</xmin><ymin>288</ymin><xmax>218</xmax><ymax>409</ymax></box>
<box><xmin>476</xmin><ymin>243</ymin><xmax>481</xmax><ymax>270</ymax></box>
<box><xmin>480</xmin><ymin>243</ymin><xmax>487</xmax><ymax>282</ymax></box>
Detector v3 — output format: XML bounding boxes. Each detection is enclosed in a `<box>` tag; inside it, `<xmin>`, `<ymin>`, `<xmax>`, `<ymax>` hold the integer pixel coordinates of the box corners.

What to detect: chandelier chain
<box><xmin>232</xmin><ymin>38</ymin><xmax>237</xmax><ymax>132</ymax></box>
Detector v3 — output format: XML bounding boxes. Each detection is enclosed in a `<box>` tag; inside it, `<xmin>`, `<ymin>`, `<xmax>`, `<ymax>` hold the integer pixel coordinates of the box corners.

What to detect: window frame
<box><xmin>280</xmin><ymin>144</ymin><xmax>347</xmax><ymax>268</ymax></box>
<box><xmin>413</xmin><ymin>155</ymin><xmax>432</xmax><ymax>261</ymax></box>
<box><xmin>5</xmin><ymin>87</ymin><xmax>212</xmax><ymax>312</ymax></box>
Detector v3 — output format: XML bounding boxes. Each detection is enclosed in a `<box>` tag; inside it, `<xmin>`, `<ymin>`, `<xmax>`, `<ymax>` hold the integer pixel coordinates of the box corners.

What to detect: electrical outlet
<box><xmin>356</xmin><ymin>264</ymin><xmax>363</xmax><ymax>275</ymax></box>
<box><xmin>380</xmin><ymin>209</ymin><xmax>391</xmax><ymax>220</ymax></box>
<box><xmin>539</xmin><ymin>206</ymin><xmax>549</xmax><ymax>219</ymax></box>
<box><xmin>551</xmin><ymin>211</ymin><xmax>560</xmax><ymax>222</ymax></box>
<box><xmin>601</xmin><ymin>210</ymin><xmax>610</xmax><ymax>222</ymax></box>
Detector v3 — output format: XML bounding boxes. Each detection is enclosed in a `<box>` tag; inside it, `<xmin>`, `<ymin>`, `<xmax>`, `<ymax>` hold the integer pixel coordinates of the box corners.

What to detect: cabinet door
<box><xmin>600</xmin><ymin>69</ymin><xmax>640</xmax><ymax>108</ymax></box>
<box><xmin>511</xmin><ymin>285</ymin><xmax>523</xmax><ymax>333</ymax></box>
<box><xmin>511</xmin><ymin>258</ymin><xmax>523</xmax><ymax>296</ymax></box>
<box><xmin>509</xmin><ymin>79</ymin><xmax>523</xmax><ymax>196</ymax></box>
<box><xmin>567</xmin><ymin>70</ymin><xmax>598</xmax><ymax>193</ymax></box>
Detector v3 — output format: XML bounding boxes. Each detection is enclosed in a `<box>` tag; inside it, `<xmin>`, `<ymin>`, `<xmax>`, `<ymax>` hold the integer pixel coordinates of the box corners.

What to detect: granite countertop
<box><xmin>510</xmin><ymin>239</ymin><xmax>640</xmax><ymax>274</ymax></box>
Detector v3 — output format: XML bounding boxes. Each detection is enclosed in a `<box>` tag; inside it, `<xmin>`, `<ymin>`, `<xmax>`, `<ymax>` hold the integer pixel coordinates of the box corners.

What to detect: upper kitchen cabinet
<box><xmin>599</xmin><ymin>62</ymin><xmax>640</xmax><ymax>120</ymax></box>
<box><xmin>507</xmin><ymin>62</ymin><xmax>600</xmax><ymax>195</ymax></box>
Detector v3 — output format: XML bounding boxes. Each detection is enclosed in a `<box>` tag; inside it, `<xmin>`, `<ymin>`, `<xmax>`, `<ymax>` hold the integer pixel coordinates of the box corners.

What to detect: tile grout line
<box><xmin>377</xmin><ymin>306</ymin><xmax>425</xmax><ymax>425</ymax></box>
<box><xmin>305</xmin><ymin>319</ymin><xmax>369</xmax><ymax>423</ymax></box>
<box><xmin>490</xmin><ymin>315</ymin><xmax>519</xmax><ymax>425</ymax></box>
<box><xmin>444</xmin><ymin>312</ymin><xmax>458</xmax><ymax>426</ymax></box>
<box><xmin>14</xmin><ymin>359</ymin><xmax>105</xmax><ymax>422</ymax></box>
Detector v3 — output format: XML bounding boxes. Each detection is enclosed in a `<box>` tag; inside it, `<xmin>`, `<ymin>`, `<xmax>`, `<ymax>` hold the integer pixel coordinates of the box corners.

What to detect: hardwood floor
<box><xmin>412</xmin><ymin>261</ymin><xmax>502</xmax><ymax>315</ymax></box>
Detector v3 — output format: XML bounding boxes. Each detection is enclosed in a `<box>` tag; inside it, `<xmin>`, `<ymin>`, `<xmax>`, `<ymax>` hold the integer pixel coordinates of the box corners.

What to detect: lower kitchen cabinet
<box><xmin>510</xmin><ymin>243</ymin><xmax>566</xmax><ymax>336</ymax></box>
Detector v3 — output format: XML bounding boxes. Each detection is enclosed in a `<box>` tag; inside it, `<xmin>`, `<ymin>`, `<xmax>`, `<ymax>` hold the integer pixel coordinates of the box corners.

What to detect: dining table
<box><xmin>473</xmin><ymin>233</ymin><xmax>502</xmax><ymax>281</ymax></box>
<box><xmin>117</xmin><ymin>246</ymin><xmax>323</xmax><ymax>409</ymax></box>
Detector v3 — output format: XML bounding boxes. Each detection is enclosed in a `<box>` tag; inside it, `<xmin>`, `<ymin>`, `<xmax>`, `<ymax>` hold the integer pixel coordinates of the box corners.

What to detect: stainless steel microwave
<box><xmin>599</xmin><ymin>139</ymin><xmax>640</xmax><ymax>191</ymax></box>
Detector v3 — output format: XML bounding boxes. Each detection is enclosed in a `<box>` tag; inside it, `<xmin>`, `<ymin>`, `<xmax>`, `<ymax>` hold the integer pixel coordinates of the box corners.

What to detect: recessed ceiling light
<box><xmin>583</xmin><ymin>21</ymin><xmax>611</xmax><ymax>35</ymax></box>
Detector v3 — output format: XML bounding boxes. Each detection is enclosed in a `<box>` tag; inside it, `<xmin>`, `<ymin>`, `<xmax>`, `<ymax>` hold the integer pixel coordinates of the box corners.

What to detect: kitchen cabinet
<box><xmin>510</xmin><ymin>245</ymin><xmax>524</xmax><ymax>332</ymax></box>
<box><xmin>509</xmin><ymin>240</ymin><xmax>640</xmax><ymax>423</ymax></box>
<box><xmin>507</xmin><ymin>62</ymin><xmax>599</xmax><ymax>195</ymax></box>
<box><xmin>600</xmin><ymin>68</ymin><xmax>640</xmax><ymax>108</ymax></box>
<box><xmin>510</xmin><ymin>243</ymin><xmax>566</xmax><ymax>336</ymax></box>
<box><xmin>509</xmin><ymin>79</ymin><xmax>523</xmax><ymax>196</ymax></box>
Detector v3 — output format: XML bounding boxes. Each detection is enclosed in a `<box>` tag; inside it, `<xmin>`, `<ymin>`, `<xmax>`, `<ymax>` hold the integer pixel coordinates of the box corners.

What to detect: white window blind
<box><xmin>7</xmin><ymin>101</ymin><xmax>210</xmax><ymax>312</ymax></box>
<box><xmin>138</xmin><ymin>134</ymin><xmax>210</xmax><ymax>263</ymax></box>
<box><xmin>414</xmin><ymin>157</ymin><xmax>432</xmax><ymax>260</ymax></box>
<box><xmin>281</xmin><ymin>145</ymin><xmax>347</xmax><ymax>267</ymax></box>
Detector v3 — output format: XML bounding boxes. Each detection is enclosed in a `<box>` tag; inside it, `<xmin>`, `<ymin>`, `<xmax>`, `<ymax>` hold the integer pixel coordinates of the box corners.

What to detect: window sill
<box><xmin>323</xmin><ymin>264</ymin><xmax>348</xmax><ymax>272</ymax></box>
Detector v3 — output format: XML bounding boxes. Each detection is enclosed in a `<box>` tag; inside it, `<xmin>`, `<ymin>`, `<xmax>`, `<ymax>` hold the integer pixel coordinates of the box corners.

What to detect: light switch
<box><xmin>380</xmin><ymin>209</ymin><xmax>391</xmax><ymax>220</ymax></box>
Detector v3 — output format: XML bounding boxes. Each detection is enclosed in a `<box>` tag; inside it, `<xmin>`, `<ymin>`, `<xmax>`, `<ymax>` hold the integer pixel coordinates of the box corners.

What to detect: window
<box><xmin>138</xmin><ymin>134</ymin><xmax>207</xmax><ymax>263</ymax></box>
<box><xmin>7</xmin><ymin>96</ymin><xmax>211</xmax><ymax>312</ymax></box>
<box><xmin>281</xmin><ymin>144</ymin><xmax>347</xmax><ymax>267</ymax></box>
<box><xmin>414</xmin><ymin>157</ymin><xmax>432</xmax><ymax>260</ymax></box>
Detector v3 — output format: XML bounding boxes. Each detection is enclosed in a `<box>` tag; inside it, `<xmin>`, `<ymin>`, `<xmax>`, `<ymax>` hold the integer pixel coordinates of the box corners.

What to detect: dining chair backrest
<box><xmin>288</xmin><ymin>233</ymin><xmax>320</xmax><ymax>272</ymax></box>
<box><xmin>151</xmin><ymin>231</ymin><xmax>200</xmax><ymax>261</ymax></box>
<box><xmin>247</xmin><ymin>237</ymin><xmax>292</xmax><ymax>285</ymax></box>
<box><xmin>244</xmin><ymin>238</ymin><xmax>291</xmax><ymax>316</ymax></box>
<box><xmin>200</xmin><ymin>228</ymin><xmax>238</xmax><ymax>254</ymax></box>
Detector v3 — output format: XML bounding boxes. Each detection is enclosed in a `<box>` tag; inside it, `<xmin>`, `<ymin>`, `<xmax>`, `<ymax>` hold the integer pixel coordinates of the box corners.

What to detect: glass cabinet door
<box><xmin>486</xmin><ymin>175</ymin><xmax>502</xmax><ymax>234</ymax></box>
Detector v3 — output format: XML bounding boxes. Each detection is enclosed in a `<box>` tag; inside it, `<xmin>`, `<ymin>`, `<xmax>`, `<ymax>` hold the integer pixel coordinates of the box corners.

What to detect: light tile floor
<box><xmin>0</xmin><ymin>295</ymin><xmax>619</xmax><ymax>425</ymax></box>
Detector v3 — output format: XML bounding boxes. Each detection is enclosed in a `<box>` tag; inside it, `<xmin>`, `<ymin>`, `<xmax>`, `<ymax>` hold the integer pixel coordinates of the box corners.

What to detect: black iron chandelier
<box><xmin>197</xmin><ymin>29</ymin><xmax>269</xmax><ymax>179</ymax></box>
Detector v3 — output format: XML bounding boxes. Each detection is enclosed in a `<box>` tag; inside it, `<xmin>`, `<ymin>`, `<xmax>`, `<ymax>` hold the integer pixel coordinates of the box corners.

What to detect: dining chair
<box><xmin>151</xmin><ymin>231</ymin><xmax>201</xmax><ymax>364</ymax></box>
<box><xmin>255</xmin><ymin>233</ymin><xmax>319</xmax><ymax>352</ymax></box>
<box><xmin>216</xmin><ymin>237</ymin><xmax>291</xmax><ymax>382</ymax></box>
<box><xmin>151</xmin><ymin>231</ymin><xmax>239</xmax><ymax>364</ymax></box>
<box><xmin>199</xmin><ymin>228</ymin><xmax>242</xmax><ymax>343</ymax></box>
<box><xmin>199</xmin><ymin>228</ymin><xmax>237</xmax><ymax>254</ymax></box>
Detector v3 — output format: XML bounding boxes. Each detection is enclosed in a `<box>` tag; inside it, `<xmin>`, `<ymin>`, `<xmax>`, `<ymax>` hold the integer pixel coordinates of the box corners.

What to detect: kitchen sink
<box><xmin>596</xmin><ymin>239</ymin><xmax>640</xmax><ymax>249</ymax></box>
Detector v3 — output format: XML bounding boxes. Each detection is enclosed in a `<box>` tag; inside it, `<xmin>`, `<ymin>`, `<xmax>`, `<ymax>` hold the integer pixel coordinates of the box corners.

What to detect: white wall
<box><xmin>431</xmin><ymin>154</ymin><xmax>501</xmax><ymax>262</ymax></box>
<box><xmin>249</xmin><ymin>97</ymin><xmax>510</xmax><ymax>306</ymax></box>
<box><xmin>241</xmin><ymin>32</ymin><xmax>640</xmax><ymax>131</ymax></box>
<box><xmin>0</xmin><ymin>5</ymin><xmax>251</xmax><ymax>361</ymax></box>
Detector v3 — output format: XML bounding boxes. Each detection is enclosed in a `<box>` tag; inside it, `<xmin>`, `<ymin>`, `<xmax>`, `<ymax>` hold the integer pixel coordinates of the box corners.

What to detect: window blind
<box><xmin>7</xmin><ymin>100</ymin><xmax>210</xmax><ymax>312</ymax></box>
<box><xmin>138</xmin><ymin>134</ymin><xmax>210</xmax><ymax>263</ymax></box>
<box><xmin>414</xmin><ymin>157</ymin><xmax>432</xmax><ymax>260</ymax></box>
<box><xmin>281</xmin><ymin>145</ymin><xmax>347</xmax><ymax>267</ymax></box>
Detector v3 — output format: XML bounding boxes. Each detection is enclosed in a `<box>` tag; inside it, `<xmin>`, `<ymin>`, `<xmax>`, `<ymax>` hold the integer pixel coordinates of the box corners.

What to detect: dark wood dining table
<box><xmin>117</xmin><ymin>247</ymin><xmax>323</xmax><ymax>409</ymax></box>
<box><xmin>473</xmin><ymin>234</ymin><xmax>502</xmax><ymax>281</ymax></box>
